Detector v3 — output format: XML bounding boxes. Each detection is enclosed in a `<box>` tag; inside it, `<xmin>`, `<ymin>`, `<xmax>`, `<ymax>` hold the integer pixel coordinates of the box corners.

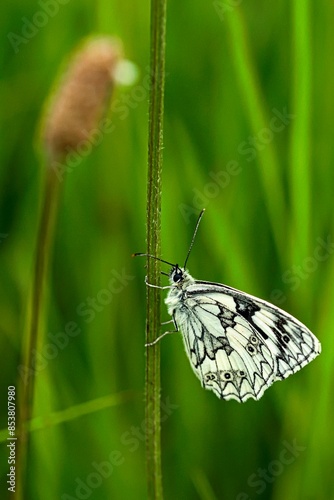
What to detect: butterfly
<box><xmin>134</xmin><ymin>209</ymin><xmax>321</xmax><ymax>402</ymax></box>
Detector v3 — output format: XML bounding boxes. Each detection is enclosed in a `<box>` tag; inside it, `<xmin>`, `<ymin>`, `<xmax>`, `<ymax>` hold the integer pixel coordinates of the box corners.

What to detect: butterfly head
<box><xmin>133</xmin><ymin>209</ymin><xmax>205</xmax><ymax>288</ymax></box>
<box><xmin>169</xmin><ymin>265</ymin><xmax>193</xmax><ymax>287</ymax></box>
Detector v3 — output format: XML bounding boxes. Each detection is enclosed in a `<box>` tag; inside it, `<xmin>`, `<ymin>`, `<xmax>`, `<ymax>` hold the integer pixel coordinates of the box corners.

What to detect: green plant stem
<box><xmin>15</xmin><ymin>167</ymin><xmax>61</xmax><ymax>500</ymax></box>
<box><xmin>145</xmin><ymin>0</ymin><xmax>167</xmax><ymax>498</ymax></box>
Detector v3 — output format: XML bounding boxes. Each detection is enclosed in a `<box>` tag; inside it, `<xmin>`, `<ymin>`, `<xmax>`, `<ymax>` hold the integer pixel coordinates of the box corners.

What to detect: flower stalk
<box><xmin>15</xmin><ymin>36</ymin><xmax>122</xmax><ymax>499</ymax></box>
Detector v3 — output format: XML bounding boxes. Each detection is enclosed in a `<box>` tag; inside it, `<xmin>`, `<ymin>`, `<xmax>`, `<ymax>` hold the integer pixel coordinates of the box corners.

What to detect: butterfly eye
<box><xmin>172</xmin><ymin>269</ymin><xmax>183</xmax><ymax>283</ymax></box>
<box><xmin>283</xmin><ymin>335</ymin><xmax>290</xmax><ymax>343</ymax></box>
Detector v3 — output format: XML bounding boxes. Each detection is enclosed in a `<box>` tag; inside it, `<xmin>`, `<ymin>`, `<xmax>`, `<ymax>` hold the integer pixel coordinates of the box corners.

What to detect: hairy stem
<box><xmin>145</xmin><ymin>0</ymin><xmax>167</xmax><ymax>498</ymax></box>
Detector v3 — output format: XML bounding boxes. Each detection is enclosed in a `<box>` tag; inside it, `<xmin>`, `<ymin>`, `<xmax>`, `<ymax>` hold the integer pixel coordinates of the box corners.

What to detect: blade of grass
<box><xmin>225</xmin><ymin>10</ymin><xmax>287</xmax><ymax>266</ymax></box>
<box><xmin>0</xmin><ymin>391</ymin><xmax>133</xmax><ymax>442</ymax></box>
<box><xmin>299</xmin><ymin>236</ymin><xmax>334</xmax><ymax>499</ymax></box>
<box><xmin>191</xmin><ymin>468</ymin><xmax>218</xmax><ymax>500</ymax></box>
<box><xmin>145</xmin><ymin>0</ymin><xmax>167</xmax><ymax>498</ymax></box>
<box><xmin>288</xmin><ymin>0</ymin><xmax>312</xmax><ymax>307</ymax></box>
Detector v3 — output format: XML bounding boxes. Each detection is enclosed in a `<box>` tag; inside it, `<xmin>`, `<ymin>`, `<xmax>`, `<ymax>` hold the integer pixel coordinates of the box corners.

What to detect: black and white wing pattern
<box><xmin>165</xmin><ymin>272</ymin><xmax>321</xmax><ymax>403</ymax></box>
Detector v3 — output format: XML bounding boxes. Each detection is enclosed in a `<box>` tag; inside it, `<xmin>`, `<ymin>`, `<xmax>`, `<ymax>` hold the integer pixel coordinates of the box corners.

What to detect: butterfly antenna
<box><xmin>183</xmin><ymin>208</ymin><xmax>205</xmax><ymax>269</ymax></box>
<box><xmin>132</xmin><ymin>253</ymin><xmax>175</xmax><ymax>267</ymax></box>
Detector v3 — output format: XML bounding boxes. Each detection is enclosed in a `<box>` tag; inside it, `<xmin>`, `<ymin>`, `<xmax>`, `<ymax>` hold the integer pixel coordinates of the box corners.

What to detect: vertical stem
<box><xmin>15</xmin><ymin>168</ymin><xmax>61</xmax><ymax>500</ymax></box>
<box><xmin>145</xmin><ymin>0</ymin><xmax>167</xmax><ymax>498</ymax></box>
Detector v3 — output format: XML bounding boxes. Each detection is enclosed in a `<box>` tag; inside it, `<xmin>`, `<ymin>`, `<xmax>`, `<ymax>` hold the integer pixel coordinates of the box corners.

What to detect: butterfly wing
<box><xmin>173</xmin><ymin>280</ymin><xmax>321</xmax><ymax>402</ymax></box>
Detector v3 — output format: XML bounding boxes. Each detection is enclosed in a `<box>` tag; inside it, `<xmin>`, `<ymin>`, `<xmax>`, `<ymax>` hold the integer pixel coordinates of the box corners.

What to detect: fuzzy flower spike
<box><xmin>44</xmin><ymin>36</ymin><xmax>123</xmax><ymax>164</ymax></box>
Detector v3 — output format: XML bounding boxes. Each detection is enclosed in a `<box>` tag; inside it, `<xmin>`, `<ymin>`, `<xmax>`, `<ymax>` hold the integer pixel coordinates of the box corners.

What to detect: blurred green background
<box><xmin>1</xmin><ymin>1</ymin><xmax>333</xmax><ymax>499</ymax></box>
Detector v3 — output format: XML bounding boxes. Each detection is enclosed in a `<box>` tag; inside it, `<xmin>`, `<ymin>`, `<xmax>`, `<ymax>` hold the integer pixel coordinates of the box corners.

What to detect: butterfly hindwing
<box><xmin>171</xmin><ymin>280</ymin><xmax>321</xmax><ymax>402</ymax></box>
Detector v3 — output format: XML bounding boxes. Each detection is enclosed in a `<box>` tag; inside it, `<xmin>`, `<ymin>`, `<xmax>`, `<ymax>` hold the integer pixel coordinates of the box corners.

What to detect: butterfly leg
<box><xmin>161</xmin><ymin>319</ymin><xmax>174</xmax><ymax>325</ymax></box>
<box><xmin>146</xmin><ymin>312</ymin><xmax>179</xmax><ymax>347</ymax></box>
<box><xmin>145</xmin><ymin>329</ymin><xmax>179</xmax><ymax>347</ymax></box>
<box><xmin>145</xmin><ymin>276</ymin><xmax>172</xmax><ymax>290</ymax></box>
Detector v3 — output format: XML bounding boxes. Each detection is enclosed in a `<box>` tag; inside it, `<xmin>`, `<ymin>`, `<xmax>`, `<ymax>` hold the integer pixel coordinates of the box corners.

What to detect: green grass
<box><xmin>1</xmin><ymin>1</ymin><xmax>334</xmax><ymax>499</ymax></box>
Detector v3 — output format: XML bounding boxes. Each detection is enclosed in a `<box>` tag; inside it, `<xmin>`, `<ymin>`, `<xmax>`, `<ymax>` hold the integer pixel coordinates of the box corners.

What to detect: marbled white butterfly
<box><xmin>134</xmin><ymin>210</ymin><xmax>321</xmax><ymax>402</ymax></box>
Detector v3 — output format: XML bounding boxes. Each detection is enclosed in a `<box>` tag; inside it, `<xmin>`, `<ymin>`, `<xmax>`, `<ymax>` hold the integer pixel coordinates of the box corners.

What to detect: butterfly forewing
<box><xmin>166</xmin><ymin>276</ymin><xmax>321</xmax><ymax>403</ymax></box>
